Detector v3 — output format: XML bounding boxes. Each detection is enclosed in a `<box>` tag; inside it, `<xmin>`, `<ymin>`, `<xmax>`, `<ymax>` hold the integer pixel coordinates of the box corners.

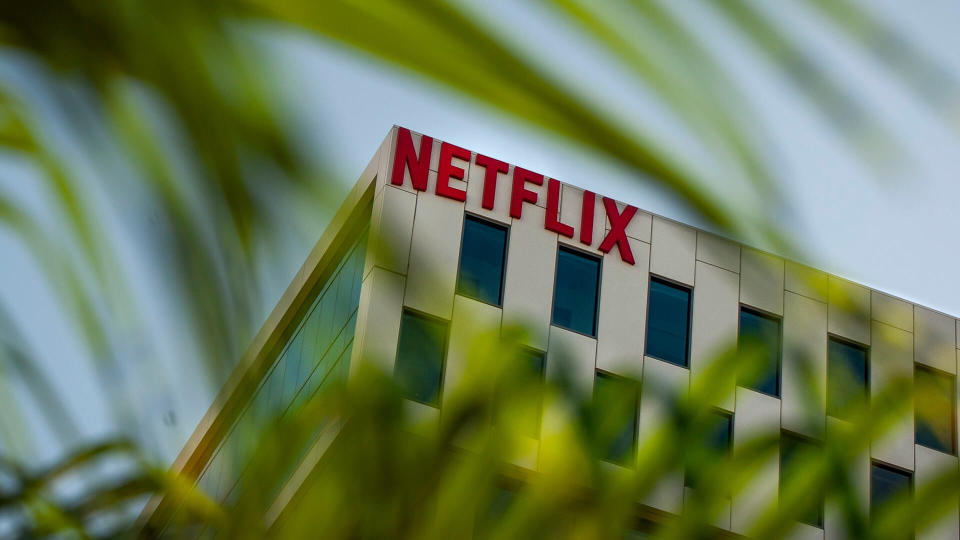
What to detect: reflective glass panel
<box><xmin>552</xmin><ymin>247</ymin><xmax>601</xmax><ymax>336</ymax></box>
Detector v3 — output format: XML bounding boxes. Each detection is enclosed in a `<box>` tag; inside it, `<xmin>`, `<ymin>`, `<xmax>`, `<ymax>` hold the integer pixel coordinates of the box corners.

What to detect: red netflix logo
<box><xmin>391</xmin><ymin>127</ymin><xmax>637</xmax><ymax>265</ymax></box>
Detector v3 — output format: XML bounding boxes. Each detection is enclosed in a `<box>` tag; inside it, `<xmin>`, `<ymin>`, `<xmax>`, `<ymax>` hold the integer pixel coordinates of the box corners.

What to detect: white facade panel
<box><xmin>690</xmin><ymin>261</ymin><xmax>740</xmax><ymax>411</ymax></box>
<box><xmin>350</xmin><ymin>268</ymin><xmax>405</xmax><ymax>375</ymax></box>
<box><xmin>782</xmin><ymin>291</ymin><xmax>828</xmax><ymax>439</ymax></box>
<box><xmin>605</xmin><ymin>201</ymin><xmax>652</xmax><ymax>243</ymax></box>
<box><xmin>558</xmin><ymin>183</ymin><xmax>606</xmax><ymax>254</ymax></box>
<box><xmin>824</xmin><ymin>417</ymin><xmax>869</xmax><ymax>540</ymax></box>
<box><xmin>404</xmin><ymin>190</ymin><xmax>464</xmax><ymax>319</ymax></box>
<box><xmin>731</xmin><ymin>387</ymin><xmax>781</xmax><ymax>535</ymax></box>
<box><xmin>696</xmin><ymin>231</ymin><xmax>740</xmax><ymax>273</ymax></box>
<box><xmin>546</xmin><ymin>326</ymin><xmax>597</xmax><ymax>399</ymax></box>
<box><xmin>650</xmin><ymin>216</ymin><xmax>696</xmax><ymax>286</ymax></box>
<box><xmin>828</xmin><ymin>278</ymin><xmax>871</xmax><ymax>346</ymax></box>
<box><xmin>740</xmin><ymin>247</ymin><xmax>785</xmax><ymax>316</ymax></box>
<box><xmin>914</xmin><ymin>306</ymin><xmax>957</xmax><ymax>374</ymax></box>
<box><xmin>595</xmin><ymin>238</ymin><xmax>650</xmax><ymax>378</ymax></box>
<box><xmin>871</xmin><ymin>291</ymin><xmax>913</xmax><ymax>333</ymax></box>
<box><xmin>785</xmin><ymin>261</ymin><xmax>828</xmax><ymax>304</ymax></box>
<box><xmin>870</xmin><ymin>321</ymin><xmax>915</xmax><ymax>471</ymax></box>
<box><xmin>638</xmin><ymin>357</ymin><xmax>689</xmax><ymax>513</ymax></box>
<box><xmin>442</xmin><ymin>295</ymin><xmax>503</xmax><ymax>410</ymax></box>
<box><xmin>465</xmin><ymin>160</ymin><xmax>512</xmax><ymax>225</ymax></box>
<box><xmin>502</xmin><ymin>205</ymin><xmax>558</xmax><ymax>350</ymax></box>
<box><xmin>365</xmin><ymin>185</ymin><xmax>416</xmax><ymax>278</ymax></box>
<box><xmin>914</xmin><ymin>445</ymin><xmax>960</xmax><ymax>540</ymax></box>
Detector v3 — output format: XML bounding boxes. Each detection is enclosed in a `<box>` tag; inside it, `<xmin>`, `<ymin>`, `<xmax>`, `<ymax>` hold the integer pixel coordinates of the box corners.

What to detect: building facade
<box><xmin>146</xmin><ymin>126</ymin><xmax>960</xmax><ymax>538</ymax></box>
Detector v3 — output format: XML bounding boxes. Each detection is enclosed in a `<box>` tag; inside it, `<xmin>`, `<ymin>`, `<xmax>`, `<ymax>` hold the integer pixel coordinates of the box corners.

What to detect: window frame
<box><xmin>455</xmin><ymin>213</ymin><xmax>510</xmax><ymax>307</ymax></box>
<box><xmin>593</xmin><ymin>369</ymin><xmax>640</xmax><ymax>467</ymax></box>
<box><xmin>737</xmin><ymin>305</ymin><xmax>783</xmax><ymax>398</ymax></box>
<box><xmin>644</xmin><ymin>275</ymin><xmax>693</xmax><ymax>368</ymax></box>
<box><xmin>779</xmin><ymin>429</ymin><xmax>824</xmax><ymax>529</ymax></box>
<box><xmin>393</xmin><ymin>308</ymin><xmax>450</xmax><ymax>407</ymax></box>
<box><xmin>550</xmin><ymin>244</ymin><xmax>603</xmax><ymax>338</ymax></box>
<box><xmin>869</xmin><ymin>460</ymin><xmax>914</xmax><ymax>518</ymax></box>
<box><xmin>684</xmin><ymin>408</ymin><xmax>733</xmax><ymax>489</ymax></box>
<box><xmin>914</xmin><ymin>363</ymin><xmax>957</xmax><ymax>455</ymax></box>
<box><xmin>826</xmin><ymin>334</ymin><xmax>871</xmax><ymax>421</ymax></box>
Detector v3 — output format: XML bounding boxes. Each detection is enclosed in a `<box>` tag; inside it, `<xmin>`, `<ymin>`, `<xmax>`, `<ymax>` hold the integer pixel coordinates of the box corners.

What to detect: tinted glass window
<box><xmin>685</xmin><ymin>411</ymin><xmax>732</xmax><ymax>488</ymax></box>
<box><xmin>494</xmin><ymin>349</ymin><xmax>546</xmax><ymax>438</ymax></box>
<box><xmin>915</xmin><ymin>366</ymin><xmax>956</xmax><ymax>454</ymax></box>
<box><xmin>645</xmin><ymin>278</ymin><xmax>691</xmax><ymax>367</ymax></box>
<box><xmin>593</xmin><ymin>372</ymin><xmax>638</xmax><ymax>466</ymax></box>
<box><xmin>871</xmin><ymin>463</ymin><xmax>912</xmax><ymax>513</ymax></box>
<box><xmin>781</xmin><ymin>432</ymin><xmax>823</xmax><ymax>528</ymax></box>
<box><xmin>394</xmin><ymin>311</ymin><xmax>447</xmax><ymax>406</ymax></box>
<box><xmin>739</xmin><ymin>308</ymin><xmax>781</xmax><ymax>396</ymax></box>
<box><xmin>457</xmin><ymin>216</ymin><xmax>508</xmax><ymax>306</ymax></box>
<box><xmin>827</xmin><ymin>338</ymin><xmax>869</xmax><ymax>420</ymax></box>
<box><xmin>552</xmin><ymin>247</ymin><xmax>601</xmax><ymax>336</ymax></box>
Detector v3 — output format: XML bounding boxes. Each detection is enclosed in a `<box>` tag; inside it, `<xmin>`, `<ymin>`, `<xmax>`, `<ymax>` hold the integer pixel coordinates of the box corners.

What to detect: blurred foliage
<box><xmin>0</xmin><ymin>0</ymin><xmax>956</xmax><ymax>538</ymax></box>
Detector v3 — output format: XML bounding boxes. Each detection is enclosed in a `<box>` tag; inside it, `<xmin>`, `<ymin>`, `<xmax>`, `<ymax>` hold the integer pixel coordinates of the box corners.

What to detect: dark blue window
<box><xmin>552</xmin><ymin>246</ymin><xmax>601</xmax><ymax>336</ymax></box>
<box><xmin>494</xmin><ymin>349</ymin><xmax>546</xmax><ymax>438</ymax></box>
<box><xmin>518</xmin><ymin>349</ymin><xmax>545</xmax><ymax>438</ymax></box>
<box><xmin>685</xmin><ymin>410</ymin><xmax>732</xmax><ymax>488</ymax></box>
<box><xmin>739</xmin><ymin>308</ymin><xmax>781</xmax><ymax>397</ymax></box>
<box><xmin>828</xmin><ymin>337</ymin><xmax>868</xmax><ymax>420</ymax></box>
<box><xmin>457</xmin><ymin>215</ymin><xmax>508</xmax><ymax>306</ymax></box>
<box><xmin>781</xmin><ymin>432</ymin><xmax>823</xmax><ymax>528</ymax></box>
<box><xmin>593</xmin><ymin>372</ymin><xmax>638</xmax><ymax>466</ymax></box>
<box><xmin>870</xmin><ymin>463</ymin><xmax>912</xmax><ymax>514</ymax></box>
<box><xmin>645</xmin><ymin>278</ymin><xmax>691</xmax><ymax>367</ymax></box>
<box><xmin>915</xmin><ymin>365</ymin><xmax>956</xmax><ymax>454</ymax></box>
<box><xmin>394</xmin><ymin>311</ymin><xmax>448</xmax><ymax>406</ymax></box>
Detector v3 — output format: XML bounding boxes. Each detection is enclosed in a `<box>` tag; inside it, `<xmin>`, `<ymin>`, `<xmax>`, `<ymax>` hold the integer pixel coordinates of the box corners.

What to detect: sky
<box><xmin>2</xmin><ymin>0</ymin><xmax>960</xmax><ymax>466</ymax></box>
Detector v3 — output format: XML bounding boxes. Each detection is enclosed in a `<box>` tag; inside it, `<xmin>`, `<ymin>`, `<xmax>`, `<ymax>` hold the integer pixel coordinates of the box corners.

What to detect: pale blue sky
<box><xmin>1</xmin><ymin>0</ymin><xmax>959</xmax><ymax>465</ymax></box>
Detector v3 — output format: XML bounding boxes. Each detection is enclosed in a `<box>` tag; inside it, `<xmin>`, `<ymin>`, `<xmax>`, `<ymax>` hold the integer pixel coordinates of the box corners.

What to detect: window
<box><xmin>870</xmin><ymin>462</ymin><xmax>912</xmax><ymax>514</ymax></box>
<box><xmin>593</xmin><ymin>372</ymin><xmax>638</xmax><ymax>466</ymax></box>
<box><xmin>394</xmin><ymin>311</ymin><xmax>448</xmax><ymax>406</ymax></box>
<box><xmin>915</xmin><ymin>365</ymin><xmax>956</xmax><ymax>454</ymax></box>
<box><xmin>685</xmin><ymin>410</ymin><xmax>732</xmax><ymax>489</ymax></box>
<box><xmin>738</xmin><ymin>308</ymin><xmax>781</xmax><ymax>397</ymax></box>
<box><xmin>456</xmin><ymin>215</ymin><xmax>508</xmax><ymax>306</ymax></box>
<box><xmin>517</xmin><ymin>349</ymin><xmax>545</xmax><ymax>438</ymax></box>
<box><xmin>780</xmin><ymin>432</ymin><xmax>823</xmax><ymax>528</ymax></box>
<box><xmin>827</xmin><ymin>337</ymin><xmax>869</xmax><ymax>420</ymax></box>
<box><xmin>645</xmin><ymin>278</ymin><xmax>692</xmax><ymax>367</ymax></box>
<box><xmin>552</xmin><ymin>246</ymin><xmax>601</xmax><ymax>336</ymax></box>
<box><xmin>493</xmin><ymin>349</ymin><xmax>546</xmax><ymax>438</ymax></box>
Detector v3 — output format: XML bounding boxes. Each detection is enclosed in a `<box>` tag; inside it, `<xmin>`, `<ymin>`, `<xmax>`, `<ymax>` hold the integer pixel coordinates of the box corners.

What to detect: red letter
<box><xmin>544</xmin><ymin>179</ymin><xmax>573</xmax><ymax>237</ymax></box>
<box><xmin>580</xmin><ymin>190</ymin><xmax>595</xmax><ymax>246</ymax></box>
<box><xmin>435</xmin><ymin>142</ymin><xmax>469</xmax><ymax>202</ymax></box>
<box><xmin>474</xmin><ymin>154</ymin><xmax>509</xmax><ymax>210</ymax></box>
<box><xmin>598</xmin><ymin>197</ymin><xmax>637</xmax><ymax>265</ymax></box>
<box><xmin>510</xmin><ymin>167</ymin><xmax>543</xmax><ymax>219</ymax></box>
<box><xmin>391</xmin><ymin>127</ymin><xmax>432</xmax><ymax>191</ymax></box>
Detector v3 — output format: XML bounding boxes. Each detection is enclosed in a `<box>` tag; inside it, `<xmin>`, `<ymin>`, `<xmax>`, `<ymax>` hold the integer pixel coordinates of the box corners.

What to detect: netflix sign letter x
<box><xmin>390</xmin><ymin>128</ymin><xmax>639</xmax><ymax>265</ymax></box>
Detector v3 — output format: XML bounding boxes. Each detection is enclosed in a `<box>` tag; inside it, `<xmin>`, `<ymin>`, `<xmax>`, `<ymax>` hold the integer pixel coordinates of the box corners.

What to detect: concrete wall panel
<box><xmin>731</xmin><ymin>388</ymin><xmax>781</xmax><ymax>535</ymax></box>
<box><xmin>638</xmin><ymin>357</ymin><xmax>689</xmax><ymax>513</ymax></box>
<box><xmin>696</xmin><ymin>231</ymin><xmax>740</xmax><ymax>273</ymax></box>
<box><xmin>596</xmin><ymin>238</ymin><xmax>650</xmax><ymax>378</ymax></box>
<box><xmin>740</xmin><ymin>248</ymin><xmax>785</xmax><ymax>316</ymax></box>
<box><xmin>650</xmin><ymin>216</ymin><xmax>696</xmax><ymax>286</ymax></box>
<box><xmin>690</xmin><ymin>261</ymin><xmax>740</xmax><ymax>411</ymax></box>
<box><xmin>870</xmin><ymin>321</ymin><xmax>914</xmax><ymax>471</ymax></box>
<box><xmin>914</xmin><ymin>306</ymin><xmax>957</xmax><ymax>374</ymax></box>
<box><xmin>502</xmin><ymin>205</ymin><xmax>558</xmax><ymax>350</ymax></box>
<box><xmin>828</xmin><ymin>278</ymin><xmax>871</xmax><ymax>346</ymax></box>
<box><xmin>782</xmin><ymin>292</ymin><xmax>828</xmax><ymax>439</ymax></box>
<box><xmin>404</xmin><ymin>191</ymin><xmax>464</xmax><ymax>319</ymax></box>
